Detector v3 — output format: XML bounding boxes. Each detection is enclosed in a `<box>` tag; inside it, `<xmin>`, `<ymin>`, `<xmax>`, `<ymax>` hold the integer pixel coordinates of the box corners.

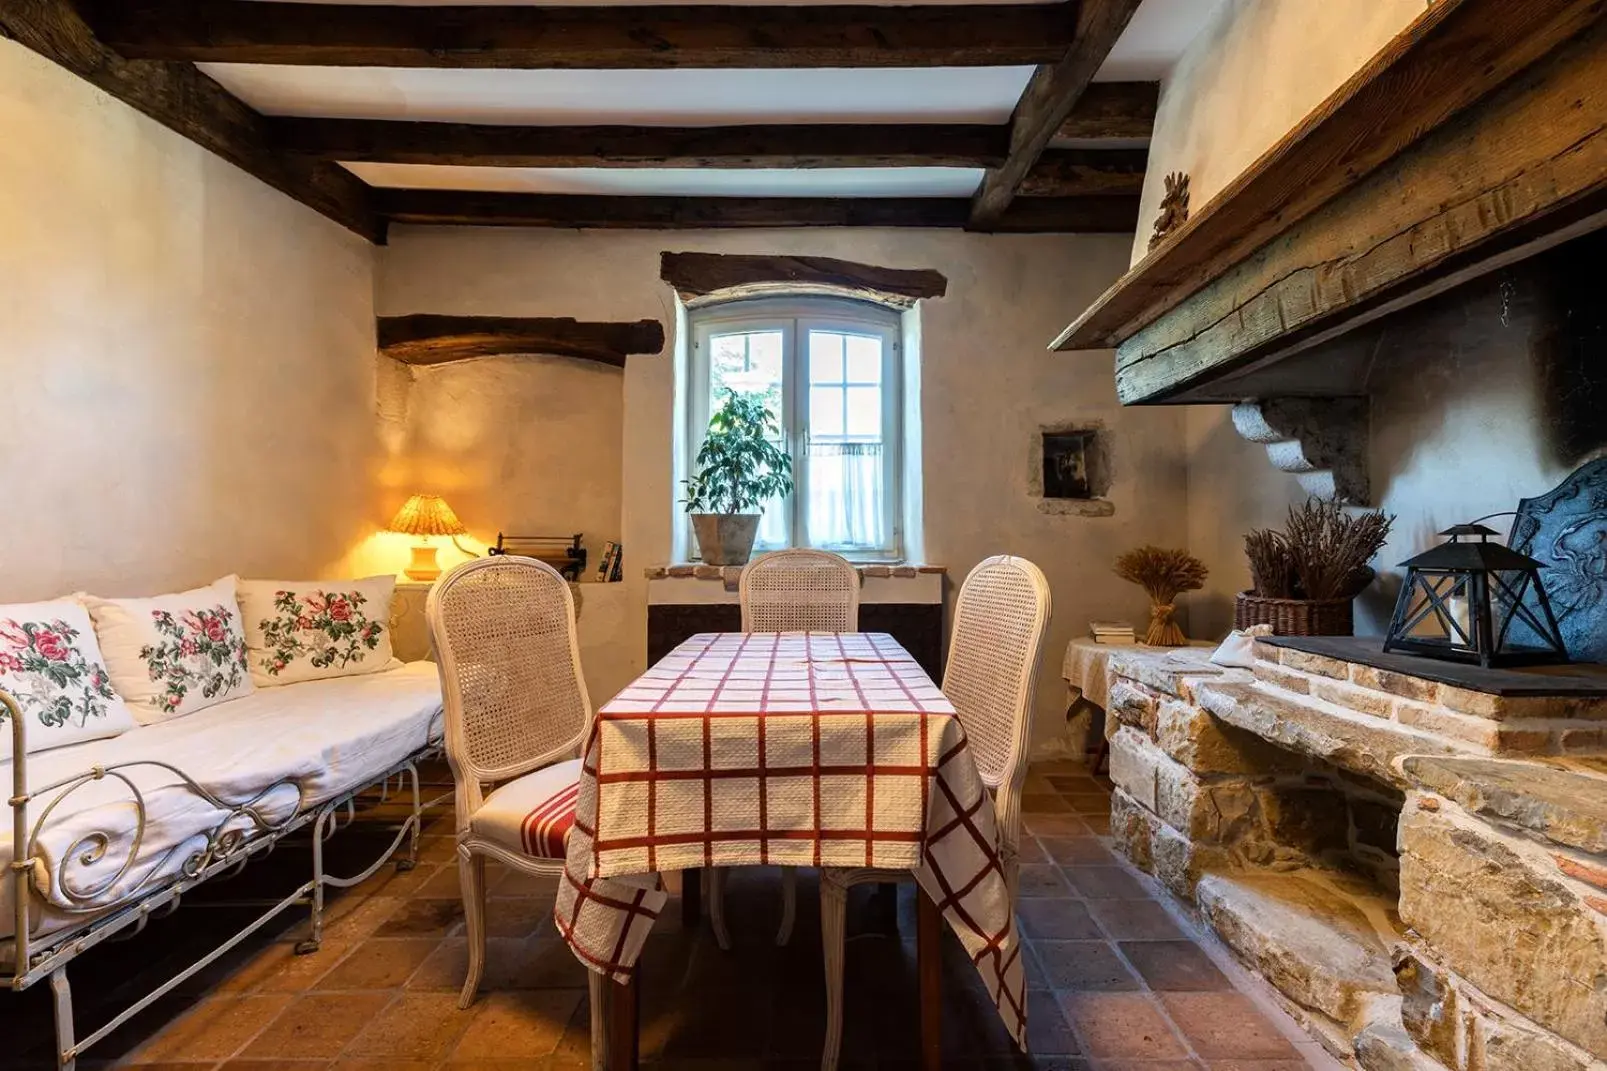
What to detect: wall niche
<box><xmin>1034</xmin><ymin>425</ymin><xmax>1114</xmax><ymax>516</ymax></box>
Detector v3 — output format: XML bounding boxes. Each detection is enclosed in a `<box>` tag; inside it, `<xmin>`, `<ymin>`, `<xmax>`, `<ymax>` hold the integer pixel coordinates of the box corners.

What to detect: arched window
<box><xmin>687</xmin><ymin>296</ymin><xmax>904</xmax><ymax>559</ymax></box>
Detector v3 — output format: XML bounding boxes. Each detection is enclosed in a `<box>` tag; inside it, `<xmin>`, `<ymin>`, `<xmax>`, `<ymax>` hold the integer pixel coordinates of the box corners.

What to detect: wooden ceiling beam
<box><xmin>274</xmin><ymin>120</ymin><xmax>1011</xmax><ymax>169</ymax></box>
<box><xmin>378</xmin><ymin>314</ymin><xmax>665</xmax><ymax>367</ymax></box>
<box><xmin>661</xmin><ymin>252</ymin><xmax>948</xmax><ymax>307</ymax></box>
<box><xmin>1055</xmin><ymin>81</ymin><xmax>1160</xmax><ymax>141</ymax></box>
<box><xmin>374</xmin><ymin>190</ymin><xmax>1141</xmax><ymax>232</ymax></box>
<box><xmin>1020</xmin><ymin>148</ymin><xmax>1148</xmax><ymax>197</ymax></box>
<box><xmin>971</xmin><ymin>0</ymin><xmax>1147</xmax><ymax>228</ymax></box>
<box><xmin>0</xmin><ymin>0</ymin><xmax>382</xmax><ymax>242</ymax></box>
<box><xmin>82</xmin><ymin>0</ymin><xmax>1081</xmax><ymax>69</ymax></box>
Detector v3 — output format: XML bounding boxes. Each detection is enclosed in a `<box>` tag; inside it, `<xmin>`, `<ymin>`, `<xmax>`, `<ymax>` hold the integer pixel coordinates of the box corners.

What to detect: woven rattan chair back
<box><xmin>941</xmin><ymin>555</ymin><xmax>1051</xmax><ymax>869</ymax></box>
<box><xmin>740</xmin><ymin>549</ymin><xmax>860</xmax><ymax>633</ymax></box>
<box><xmin>427</xmin><ymin>556</ymin><xmax>592</xmax><ymax>818</ymax></box>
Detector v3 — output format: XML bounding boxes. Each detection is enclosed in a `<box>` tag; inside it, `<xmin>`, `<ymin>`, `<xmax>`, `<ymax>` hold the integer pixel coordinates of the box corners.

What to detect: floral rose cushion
<box><xmin>81</xmin><ymin>576</ymin><xmax>254</xmax><ymax>725</ymax></box>
<box><xmin>236</xmin><ymin>577</ymin><xmax>398</xmax><ymax>687</ymax></box>
<box><xmin>0</xmin><ymin>600</ymin><xmax>137</xmax><ymax>759</ymax></box>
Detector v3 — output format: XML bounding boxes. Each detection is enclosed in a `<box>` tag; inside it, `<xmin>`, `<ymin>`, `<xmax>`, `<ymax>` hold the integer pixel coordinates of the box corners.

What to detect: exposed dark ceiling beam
<box><xmin>1020</xmin><ymin>148</ymin><xmax>1148</xmax><ymax>196</ymax></box>
<box><xmin>375</xmin><ymin>190</ymin><xmax>1142</xmax><ymax>232</ymax></box>
<box><xmin>81</xmin><ymin>0</ymin><xmax>1082</xmax><ymax>69</ymax></box>
<box><xmin>275</xmin><ymin>120</ymin><xmax>1012</xmax><ymax>169</ymax></box>
<box><xmin>972</xmin><ymin>0</ymin><xmax>1147</xmax><ymax>227</ymax></box>
<box><xmin>0</xmin><ymin>0</ymin><xmax>381</xmax><ymax>241</ymax></box>
<box><xmin>1055</xmin><ymin>81</ymin><xmax>1160</xmax><ymax>141</ymax></box>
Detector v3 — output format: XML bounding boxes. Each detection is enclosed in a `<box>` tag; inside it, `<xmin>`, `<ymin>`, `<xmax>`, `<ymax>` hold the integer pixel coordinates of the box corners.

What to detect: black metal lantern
<box><xmin>1383</xmin><ymin>523</ymin><xmax>1568</xmax><ymax>668</ymax></box>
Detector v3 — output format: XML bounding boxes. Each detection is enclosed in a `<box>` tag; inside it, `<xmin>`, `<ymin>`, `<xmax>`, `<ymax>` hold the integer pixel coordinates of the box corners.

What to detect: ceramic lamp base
<box><xmin>404</xmin><ymin>542</ymin><xmax>441</xmax><ymax>582</ymax></box>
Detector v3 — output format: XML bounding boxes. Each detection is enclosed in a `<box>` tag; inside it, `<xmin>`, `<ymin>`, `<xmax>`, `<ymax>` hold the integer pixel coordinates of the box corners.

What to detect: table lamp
<box><xmin>386</xmin><ymin>493</ymin><xmax>468</xmax><ymax>581</ymax></box>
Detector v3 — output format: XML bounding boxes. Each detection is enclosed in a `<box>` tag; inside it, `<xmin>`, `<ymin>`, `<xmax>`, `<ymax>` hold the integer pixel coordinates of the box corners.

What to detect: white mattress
<box><xmin>2</xmin><ymin>662</ymin><xmax>443</xmax><ymax>944</ymax></box>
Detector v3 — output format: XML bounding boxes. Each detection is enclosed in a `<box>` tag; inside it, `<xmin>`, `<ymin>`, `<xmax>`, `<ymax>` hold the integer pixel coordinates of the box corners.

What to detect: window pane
<box><xmin>810</xmin><ymin>385</ymin><xmax>846</xmax><ymax>438</ymax></box>
<box><xmin>809</xmin><ymin>331</ymin><xmax>845</xmax><ymax>383</ymax></box>
<box><xmin>845</xmin><ymin>386</ymin><xmax>881</xmax><ymax>438</ymax></box>
<box><xmin>806</xmin><ymin>443</ymin><xmax>885</xmax><ymax>550</ymax></box>
<box><xmin>710</xmin><ymin>330</ymin><xmax>784</xmax><ymax>403</ymax></box>
<box><xmin>845</xmin><ymin>335</ymin><xmax>882</xmax><ymax>383</ymax></box>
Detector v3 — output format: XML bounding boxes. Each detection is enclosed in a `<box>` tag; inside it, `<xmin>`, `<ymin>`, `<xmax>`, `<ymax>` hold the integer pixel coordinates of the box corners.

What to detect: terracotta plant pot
<box><xmin>691</xmin><ymin>514</ymin><xmax>761</xmax><ymax>566</ymax></box>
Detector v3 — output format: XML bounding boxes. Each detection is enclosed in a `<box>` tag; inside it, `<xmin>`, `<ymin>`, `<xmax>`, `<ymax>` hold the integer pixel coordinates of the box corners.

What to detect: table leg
<box><xmin>916</xmin><ymin>886</ymin><xmax>942</xmax><ymax>1071</ymax></box>
<box><xmin>681</xmin><ymin>867</ymin><xmax>702</xmax><ymax>929</ymax></box>
<box><xmin>609</xmin><ymin>973</ymin><xmax>639</xmax><ymax>1071</ymax></box>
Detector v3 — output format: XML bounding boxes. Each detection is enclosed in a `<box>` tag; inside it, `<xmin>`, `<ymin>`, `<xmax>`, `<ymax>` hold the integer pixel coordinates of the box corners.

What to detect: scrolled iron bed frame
<box><xmin>3</xmin><ymin>688</ymin><xmax>445</xmax><ymax>1069</ymax></box>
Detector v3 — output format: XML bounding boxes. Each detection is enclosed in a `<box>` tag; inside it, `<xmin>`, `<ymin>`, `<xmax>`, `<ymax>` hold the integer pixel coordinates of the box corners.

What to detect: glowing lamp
<box><xmin>386</xmin><ymin>494</ymin><xmax>468</xmax><ymax>582</ymax></box>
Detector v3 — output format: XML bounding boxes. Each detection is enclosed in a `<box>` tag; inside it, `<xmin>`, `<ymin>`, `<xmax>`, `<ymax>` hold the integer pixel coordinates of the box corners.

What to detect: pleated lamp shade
<box><xmin>386</xmin><ymin>494</ymin><xmax>468</xmax><ymax>537</ymax></box>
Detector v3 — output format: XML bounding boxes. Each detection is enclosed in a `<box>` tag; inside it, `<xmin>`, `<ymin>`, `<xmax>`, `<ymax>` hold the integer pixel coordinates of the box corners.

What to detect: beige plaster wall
<box><xmin>379</xmin><ymin>227</ymin><xmax>1189</xmax><ymax>742</ymax></box>
<box><xmin>0</xmin><ymin>40</ymin><xmax>382</xmax><ymax>601</ymax></box>
<box><xmin>1133</xmin><ymin>0</ymin><xmax>1428</xmax><ymax>266</ymax></box>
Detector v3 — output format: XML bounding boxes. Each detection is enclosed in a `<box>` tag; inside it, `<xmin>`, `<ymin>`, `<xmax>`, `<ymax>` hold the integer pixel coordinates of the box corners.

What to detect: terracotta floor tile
<box><xmin>1019</xmin><ymin>899</ymin><xmax>1103</xmax><ymax>940</ymax></box>
<box><xmin>1057</xmin><ymin>993</ymin><xmax>1188</xmax><ymax>1060</ymax></box>
<box><xmin>484</xmin><ymin>896</ymin><xmax>561</xmax><ymax>940</ymax></box>
<box><xmin>1045</xmin><ymin>775</ymin><xmax>1099</xmax><ymax>793</ymax></box>
<box><xmin>415</xmin><ymin>865</ymin><xmax>465</xmax><ymax>899</ymax></box>
<box><xmin>448</xmin><ymin>989</ymin><xmax>585</xmax><ymax>1060</ymax></box>
<box><xmin>1087</xmin><ymin>900</ymin><xmax>1185</xmax><ymax>942</ymax></box>
<box><xmin>1025</xmin><ymin>813</ymin><xmax>1096</xmax><ymax>837</ymax></box>
<box><xmin>240</xmin><ymin>992</ymin><xmax>394</xmax><ymax>1059</ymax></box>
<box><xmin>1083</xmin><ymin>814</ymin><xmax>1112</xmax><ymax>836</ymax></box>
<box><xmin>313</xmin><ymin>938</ymin><xmax>440</xmax><ymax>991</ymax></box>
<box><xmin>1038</xmin><ymin>838</ymin><xmax>1116</xmax><ymax>867</ymax></box>
<box><xmin>1024</xmin><ymin>989</ymin><xmax>1083</xmax><ymax>1055</ymax></box>
<box><xmin>489</xmin><ymin>867</ymin><xmax>562</xmax><ymax>897</ymax></box>
<box><xmin>215</xmin><ymin>1060</ymin><xmax>331</xmax><ymax>1071</ymax></box>
<box><xmin>321</xmin><ymin>894</ymin><xmax>414</xmax><ymax>944</ymax></box>
<box><xmin>1160</xmin><ymin>993</ymin><xmax>1302</xmax><ymax>1060</ymax></box>
<box><xmin>343</xmin><ymin>991</ymin><xmax>475</xmax><ymax>1060</ymax></box>
<box><xmin>1120</xmin><ymin>941</ymin><xmax>1232</xmax><ymax>992</ymax></box>
<box><xmin>1023</xmin><ymin>793</ymin><xmax>1076</xmax><ymax>814</ymax></box>
<box><xmin>1061</xmin><ymin>867</ymin><xmax>1150</xmax><ymax>900</ymax></box>
<box><xmin>1016</xmin><ymin>838</ymin><xmax>1051</xmax><ymax>864</ymax></box>
<box><xmin>1205</xmin><ymin>1061</ymin><xmax>1315</xmax><ymax>1070</ymax></box>
<box><xmin>374</xmin><ymin>897</ymin><xmax>465</xmax><ymax>937</ymax></box>
<box><xmin>125</xmin><ymin>994</ymin><xmax>292</xmax><ymax>1063</ymax></box>
<box><xmin>1063</xmin><ymin>792</ymin><xmax>1114</xmax><ymax>816</ymax></box>
<box><xmin>1018</xmin><ymin>863</ymin><xmax>1076</xmax><ymax>899</ymax></box>
<box><xmin>1032</xmin><ymin>941</ymin><xmax>1142</xmax><ymax>992</ymax></box>
<box><xmin>1084</xmin><ymin>1060</ymin><xmax>1198</xmax><ymax>1070</ymax></box>
<box><xmin>215</xmin><ymin>941</ymin><xmax>345</xmax><ymax>995</ymax></box>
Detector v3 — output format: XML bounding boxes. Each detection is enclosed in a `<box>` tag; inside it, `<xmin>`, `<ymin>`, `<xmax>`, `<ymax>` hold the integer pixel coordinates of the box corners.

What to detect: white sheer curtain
<box><xmin>807</xmin><ymin>442</ymin><xmax>884</xmax><ymax>549</ymax></box>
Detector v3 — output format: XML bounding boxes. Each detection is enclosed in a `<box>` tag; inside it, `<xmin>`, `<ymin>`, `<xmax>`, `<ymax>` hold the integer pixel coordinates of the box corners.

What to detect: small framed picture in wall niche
<box><xmin>1034</xmin><ymin>425</ymin><xmax>1114</xmax><ymax>516</ymax></box>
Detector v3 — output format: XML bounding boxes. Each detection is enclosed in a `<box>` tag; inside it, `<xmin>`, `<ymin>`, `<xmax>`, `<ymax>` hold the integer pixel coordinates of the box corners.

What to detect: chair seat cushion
<box><xmin>473</xmin><ymin>758</ymin><xmax>583</xmax><ymax>860</ymax></box>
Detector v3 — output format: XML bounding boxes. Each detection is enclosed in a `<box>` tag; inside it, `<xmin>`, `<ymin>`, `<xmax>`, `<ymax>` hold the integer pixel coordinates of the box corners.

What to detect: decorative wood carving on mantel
<box><xmin>659</xmin><ymin>252</ymin><xmax>948</xmax><ymax>309</ymax></box>
<box><xmin>1051</xmin><ymin>0</ymin><xmax>1607</xmax><ymax>406</ymax></box>
<box><xmin>1147</xmin><ymin>172</ymin><xmax>1189</xmax><ymax>251</ymax></box>
<box><xmin>377</xmin><ymin>315</ymin><xmax>665</xmax><ymax>367</ymax></box>
<box><xmin>1231</xmin><ymin>398</ymin><xmax>1370</xmax><ymax>506</ymax></box>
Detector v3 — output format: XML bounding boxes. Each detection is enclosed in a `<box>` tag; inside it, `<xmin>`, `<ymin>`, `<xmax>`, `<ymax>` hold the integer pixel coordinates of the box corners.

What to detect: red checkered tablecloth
<box><xmin>554</xmin><ymin>632</ymin><xmax>1026</xmax><ymax>1048</ymax></box>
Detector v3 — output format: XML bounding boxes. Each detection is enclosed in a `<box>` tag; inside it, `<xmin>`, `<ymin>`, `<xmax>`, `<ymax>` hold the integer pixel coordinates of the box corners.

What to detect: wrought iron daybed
<box><xmin>3</xmin><ymin>675</ymin><xmax>446</xmax><ymax>1070</ymax></box>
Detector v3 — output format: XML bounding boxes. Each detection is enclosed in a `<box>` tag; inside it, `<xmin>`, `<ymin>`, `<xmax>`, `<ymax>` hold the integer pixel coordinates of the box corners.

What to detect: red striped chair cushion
<box><xmin>471</xmin><ymin>757</ymin><xmax>582</xmax><ymax>860</ymax></box>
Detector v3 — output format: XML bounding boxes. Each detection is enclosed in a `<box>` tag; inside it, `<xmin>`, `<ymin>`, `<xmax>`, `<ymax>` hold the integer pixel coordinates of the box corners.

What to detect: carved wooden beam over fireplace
<box><xmin>1050</xmin><ymin>0</ymin><xmax>1607</xmax><ymax>406</ymax></box>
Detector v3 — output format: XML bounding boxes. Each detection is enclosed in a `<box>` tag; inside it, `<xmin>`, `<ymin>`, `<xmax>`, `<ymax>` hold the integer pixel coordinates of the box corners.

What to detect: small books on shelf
<box><xmin>1089</xmin><ymin>621</ymin><xmax>1135</xmax><ymax>645</ymax></box>
<box><xmin>594</xmin><ymin>542</ymin><xmax>624</xmax><ymax>582</ymax></box>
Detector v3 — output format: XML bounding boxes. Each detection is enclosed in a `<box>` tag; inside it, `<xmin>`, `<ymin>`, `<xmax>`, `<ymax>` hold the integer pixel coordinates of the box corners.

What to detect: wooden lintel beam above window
<box><xmin>1019</xmin><ymin>148</ymin><xmax>1148</xmax><ymax>197</ymax></box>
<box><xmin>274</xmin><ymin>119</ymin><xmax>1011</xmax><ymax>169</ymax></box>
<box><xmin>660</xmin><ymin>252</ymin><xmax>949</xmax><ymax>307</ymax></box>
<box><xmin>374</xmin><ymin>191</ymin><xmax>1142</xmax><ymax>232</ymax></box>
<box><xmin>971</xmin><ymin>0</ymin><xmax>1147</xmax><ymax>228</ymax></box>
<box><xmin>378</xmin><ymin>314</ymin><xmax>666</xmax><ymax>367</ymax></box>
<box><xmin>1054</xmin><ymin>81</ymin><xmax>1160</xmax><ymax>142</ymax></box>
<box><xmin>0</xmin><ymin>0</ymin><xmax>382</xmax><ymax>242</ymax></box>
<box><xmin>82</xmin><ymin>0</ymin><xmax>1081</xmax><ymax>69</ymax></box>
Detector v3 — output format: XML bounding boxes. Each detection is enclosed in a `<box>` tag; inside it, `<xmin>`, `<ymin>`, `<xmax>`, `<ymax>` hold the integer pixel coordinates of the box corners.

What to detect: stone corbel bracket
<box><xmin>1231</xmin><ymin>397</ymin><xmax>1370</xmax><ymax>506</ymax></box>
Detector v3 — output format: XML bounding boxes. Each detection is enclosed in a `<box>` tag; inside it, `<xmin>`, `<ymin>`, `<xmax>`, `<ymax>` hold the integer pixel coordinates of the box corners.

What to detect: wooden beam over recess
<box><xmin>0</xmin><ymin>0</ymin><xmax>381</xmax><ymax>241</ymax></box>
<box><xmin>1055</xmin><ymin>81</ymin><xmax>1160</xmax><ymax>141</ymax></box>
<box><xmin>374</xmin><ymin>191</ymin><xmax>1141</xmax><ymax>232</ymax></box>
<box><xmin>275</xmin><ymin>120</ymin><xmax>1010</xmax><ymax>169</ymax></box>
<box><xmin>1107</xmin><ymin>14</ymin><xmax>1607</xmax><ymax>405</ymax></box>
<box><xmin>1020</xmin><ymin>149</ymin><xmax>1147</xmax><ymax>197</ymax></box>
<box><xmin>1055</xmin><ymin>0</ymin><xmax>1607</xmax><ymax>356</ymax></box>
<box><xmin>378</xmin><ymin>315</ymin><xmax>666</xmax><ymax>367</ymax></box>
<box><xmin>83</xmin><ymin>0</ymin><xmax>1081</xmax><ymax>69</ymax></box>
<box><xmin>661</xmin><ymin>252</ymin><xmax>949</xmax><ymax>308</ymax></box>
<box><xmin>971</xmin><ymin>0</ymin><xmax>1146</xmax><ymax>228</ymax></box>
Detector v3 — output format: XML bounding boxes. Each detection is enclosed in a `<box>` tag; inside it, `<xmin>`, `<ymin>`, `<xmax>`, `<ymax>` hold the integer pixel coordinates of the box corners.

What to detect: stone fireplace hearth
<box><xmin>1101</xmin><ymin>642</ymin><xmax>1607</xmax><ymax>1071</ymax></box>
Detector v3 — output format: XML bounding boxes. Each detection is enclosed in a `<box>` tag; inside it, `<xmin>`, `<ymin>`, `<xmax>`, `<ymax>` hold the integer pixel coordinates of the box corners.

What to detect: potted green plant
<box><xmin>683</xmin><ymin>390</ymin><xmax>794</xmax><ymax>566</ymax></box>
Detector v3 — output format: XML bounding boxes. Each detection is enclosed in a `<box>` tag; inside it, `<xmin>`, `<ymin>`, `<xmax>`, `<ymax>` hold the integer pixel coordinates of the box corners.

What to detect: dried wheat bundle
<box><xmin>1282</xmin><ymin>500</ymin><xmax>1395</xmax><ymax>600</ymax></box>
<box><xmin>1114</xmin><ymin>546</ymin><xmax>1208</xmax><ymax>646</ymax></box>
<box><xmin>1245</xmin><ymin>528</ymin><xmax>1297</xmax><ymax>599</ymax></box>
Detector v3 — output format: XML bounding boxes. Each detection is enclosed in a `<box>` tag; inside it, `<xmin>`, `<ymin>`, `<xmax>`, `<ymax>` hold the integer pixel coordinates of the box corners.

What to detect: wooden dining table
<box><xmin>553</xmin><ymin>631</ymin><xmax>1026</xmax><ymax>1069</ymax></box>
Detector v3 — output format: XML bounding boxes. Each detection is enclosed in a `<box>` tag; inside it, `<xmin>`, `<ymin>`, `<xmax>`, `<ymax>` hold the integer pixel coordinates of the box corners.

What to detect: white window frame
<box><xmin>687</xmin><ymin>296</ymin><xmax>904</xmax><ymax>560</ymax></box>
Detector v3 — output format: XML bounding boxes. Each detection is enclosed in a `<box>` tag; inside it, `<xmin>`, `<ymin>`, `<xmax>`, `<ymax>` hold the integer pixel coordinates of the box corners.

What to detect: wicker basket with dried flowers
<box><xmin>1114</xmin><ymin>546</ymin><xmax>1209</xmax><ymax>647</ymax></box>
<box><xmin>1238</xmin><ymin>500</ymin><xmax>1395</xmax><ymax>636</ymax></box>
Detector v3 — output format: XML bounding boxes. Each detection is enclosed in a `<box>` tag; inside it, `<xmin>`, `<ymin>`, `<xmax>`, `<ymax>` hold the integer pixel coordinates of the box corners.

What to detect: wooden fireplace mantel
<box><xmin>1050</xmin><ymin>0</ymin><xmax>1607</xmax><ymax>405</ymax></box>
